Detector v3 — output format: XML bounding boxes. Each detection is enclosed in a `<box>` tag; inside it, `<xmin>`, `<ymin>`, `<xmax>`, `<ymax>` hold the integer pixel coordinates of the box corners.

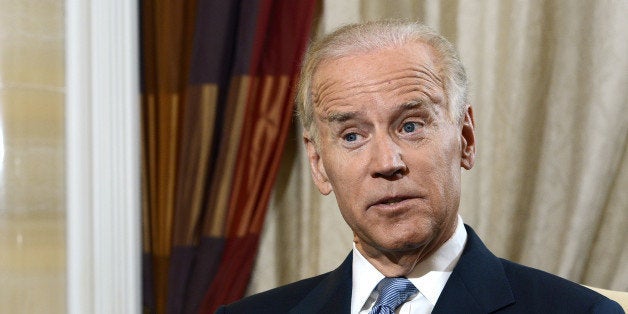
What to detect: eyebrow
<box><xmin>326</xmin><ymin>111</ymin><xmax>357</xmax><ymax>123</ymax></box>
<box><xmin>399</xmin><ymin>99</ymin><xmax>427</xmax><ymax>110</ymax></box>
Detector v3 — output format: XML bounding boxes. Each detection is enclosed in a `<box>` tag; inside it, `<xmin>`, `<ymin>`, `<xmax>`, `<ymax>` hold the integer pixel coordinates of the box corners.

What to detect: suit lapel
<box><xmin>433</xmin><ymin>225</ymin><xmax>515</xmax><ymax>313</ymax></box>
<box><xmin>289</xmin><ymin>254</ymin><xmax>353</xmax><ymax>314</ymax></box>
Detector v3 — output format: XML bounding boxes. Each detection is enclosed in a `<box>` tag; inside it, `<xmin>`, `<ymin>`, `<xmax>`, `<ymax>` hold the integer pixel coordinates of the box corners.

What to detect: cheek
<box><xmin>432</xmin><ymin>138</ymin><xmax>463</xmax><ymax>208</ymax></box>
<box><xmin>324</xmin><ymin>150</ymin><xmax>367</xmax><ymax>185</ymax></box>
<box><xmin>431</xmin><ymin>129</ymin><xmax>462</xmax><ymax>172</ymax></box>
<box><xmin>322</xmin><ymin>153</ymin><xmax>370</xmax><ymax>213</ymax></box>
<box><xmin>413</xmin><ymin>136</ymin><xmax>461</xmax><ymax>196</ymax></box>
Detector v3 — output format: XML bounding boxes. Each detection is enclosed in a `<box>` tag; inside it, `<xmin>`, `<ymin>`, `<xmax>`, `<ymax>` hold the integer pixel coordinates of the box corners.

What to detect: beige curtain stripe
<box><xmin>172</xmin><ymin>84</ymin><xmax>219</xmax><ymax>245</ymax></box>
<box><xmin>205</xmin><ymin>76</ymin><xmax>251</xmax><ymax>238</ymax></box>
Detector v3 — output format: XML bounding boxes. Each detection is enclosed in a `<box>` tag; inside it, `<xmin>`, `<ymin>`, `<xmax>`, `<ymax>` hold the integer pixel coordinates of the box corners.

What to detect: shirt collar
<box><xmin>351</xmin><ymin>215</ymin><xmax>467</xmax><ymax>312</ymax></box>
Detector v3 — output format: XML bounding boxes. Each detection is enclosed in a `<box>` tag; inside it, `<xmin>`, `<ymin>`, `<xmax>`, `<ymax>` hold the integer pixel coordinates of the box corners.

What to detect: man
<box><xmin>216</xmin><ymin>20</ymin><xmax>623</xmax><ymax>313</ymax></box>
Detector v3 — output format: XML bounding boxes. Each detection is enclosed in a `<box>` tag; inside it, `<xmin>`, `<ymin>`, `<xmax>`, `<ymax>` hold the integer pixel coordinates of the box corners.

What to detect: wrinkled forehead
<box><xmin>311</xmin><ymin>41</ymin><xmax>444</xmax><ymax>115</ymax></box>
<box><xmin>316</xmin><ymin>40</ymin><xmax>437</xmax><ymax>71</ymax></box>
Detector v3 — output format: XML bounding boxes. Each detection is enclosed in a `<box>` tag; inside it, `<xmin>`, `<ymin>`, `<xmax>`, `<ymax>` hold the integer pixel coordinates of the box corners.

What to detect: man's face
<box><xmin>305</xmin><ymin>41</ymin><xmax>475</xmax><ymax>258</ymax></box>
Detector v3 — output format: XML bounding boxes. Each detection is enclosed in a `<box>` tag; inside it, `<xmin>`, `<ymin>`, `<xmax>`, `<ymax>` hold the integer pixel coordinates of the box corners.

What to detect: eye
<box><xmin>401</xmin><ymin>121</ymin><xmax>422</xmax><ymax>133</ymax></box>
<box><xmin>343</xmin><ymin>132</ymin><xmax>359</xmax><ymax>142</ymax></box>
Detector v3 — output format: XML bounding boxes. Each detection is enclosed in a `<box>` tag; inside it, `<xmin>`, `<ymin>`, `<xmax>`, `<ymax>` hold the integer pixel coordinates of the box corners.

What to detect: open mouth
<box><xmin>371</xmin><ymin>196</ymin><xmax>415</xmax><ymax>208</ymax></box>
<box><xmin>381</xmin><ymin>197</ymin><xmax>407</xmax><ymax>205</ymax></box>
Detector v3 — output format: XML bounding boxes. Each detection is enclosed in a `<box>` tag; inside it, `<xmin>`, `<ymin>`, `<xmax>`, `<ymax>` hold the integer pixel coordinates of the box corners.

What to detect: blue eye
<box><xmin>344</xmin><ymin>133</ymin><xmax>358</xmax><ymax>142</ymax></box>
<box><xmin>402</xmin><ymin>122</ymin><xmax>419</xmax><ymax>133</ymax></box>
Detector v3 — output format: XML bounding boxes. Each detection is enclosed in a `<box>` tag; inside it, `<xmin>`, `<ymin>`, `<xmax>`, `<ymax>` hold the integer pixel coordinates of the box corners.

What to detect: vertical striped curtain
<box><xmin>140</xmin><ymin>1</ymin><xmax>317</xmax><ymax>313</ymax></box>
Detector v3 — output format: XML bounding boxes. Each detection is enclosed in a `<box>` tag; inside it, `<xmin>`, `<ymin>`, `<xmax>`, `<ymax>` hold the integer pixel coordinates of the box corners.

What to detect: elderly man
<box><xmin>217</xmin><ymin>20</ymin><xmax>622</xmax><ymax>314</ymax></box>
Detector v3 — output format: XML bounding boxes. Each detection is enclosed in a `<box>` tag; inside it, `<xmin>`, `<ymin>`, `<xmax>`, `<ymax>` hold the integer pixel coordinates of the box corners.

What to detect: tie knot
<box><xmin>369</xmin><ymin>277</ymin><xmax>418</xmax><ymax>314</ymax></box>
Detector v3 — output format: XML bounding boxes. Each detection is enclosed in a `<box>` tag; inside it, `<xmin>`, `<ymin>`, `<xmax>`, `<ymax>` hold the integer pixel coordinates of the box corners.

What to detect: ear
<box><xmin>460</xmin><ymin>105</ymin><xmax>476</xmax><ymax>170</ymax></box>
<box><xmin>304</xmin><ymin>133</ymin><xmax>333</xmax><ymax>195</ymax></box>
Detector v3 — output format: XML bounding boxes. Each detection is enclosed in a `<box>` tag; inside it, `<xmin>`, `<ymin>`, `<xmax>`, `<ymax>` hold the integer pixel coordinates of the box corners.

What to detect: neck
<box><xmin>356</xmin><ymin>219</ymin><xmax>458</xmax><ymax>277</ymax></box>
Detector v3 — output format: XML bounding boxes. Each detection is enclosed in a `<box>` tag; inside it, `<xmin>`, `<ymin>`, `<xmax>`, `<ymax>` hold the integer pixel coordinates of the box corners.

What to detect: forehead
<box><xmin>311</xmin><ymin>41</ymin><xmax>444</xmax><ymax>118</ymax></box>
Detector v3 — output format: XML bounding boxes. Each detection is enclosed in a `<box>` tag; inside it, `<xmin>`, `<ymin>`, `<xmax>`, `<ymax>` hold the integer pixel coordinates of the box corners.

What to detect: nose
<box><xmin>370</xmin><ymin>134</ymin><xmax>407</xmax><ymax>179</ymax></box>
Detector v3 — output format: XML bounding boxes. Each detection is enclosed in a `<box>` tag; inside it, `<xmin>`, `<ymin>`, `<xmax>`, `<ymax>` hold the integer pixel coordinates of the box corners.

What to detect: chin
<box><xmin>379</xmin><ymin>230</ymin><xmax>435</xmax><ymax>253</ymax></box>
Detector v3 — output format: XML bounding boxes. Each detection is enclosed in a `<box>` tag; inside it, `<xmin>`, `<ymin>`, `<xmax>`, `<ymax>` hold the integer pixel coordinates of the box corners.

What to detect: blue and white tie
<box><xmin>369</xmin><ymin>277</ymin><xmax>418</xmax><ymax>314</ymax></box>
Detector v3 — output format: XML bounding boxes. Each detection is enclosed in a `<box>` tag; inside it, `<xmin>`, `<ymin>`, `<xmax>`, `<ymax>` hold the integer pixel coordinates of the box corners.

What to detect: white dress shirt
<box><xmin>351</xmin><ymin>215</ymin><xmax>467</xmax><ymax>314</ymax></box>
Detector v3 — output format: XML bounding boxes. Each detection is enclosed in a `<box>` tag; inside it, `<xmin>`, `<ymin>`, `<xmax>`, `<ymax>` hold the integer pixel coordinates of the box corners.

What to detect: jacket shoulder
<box><xmin>500</xmin><ymin>258</ymin><xmax>624</xmax><ymax>313</ymax></box>
<box><xmin>216</xmin><ymin>272</ymin><xmax>329</xmax><ymax>314</ymax></box>
<box><xmin>217</xmin><ymin>253</ymin><xmax>353</xmax><ymax>314</ymax></box>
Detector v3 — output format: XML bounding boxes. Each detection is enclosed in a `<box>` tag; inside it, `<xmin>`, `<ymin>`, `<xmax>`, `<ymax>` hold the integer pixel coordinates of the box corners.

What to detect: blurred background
<box><xmin>0</xmin><ymin>0</ymin><xmax>65</xmax><ymax>313</ymax></box>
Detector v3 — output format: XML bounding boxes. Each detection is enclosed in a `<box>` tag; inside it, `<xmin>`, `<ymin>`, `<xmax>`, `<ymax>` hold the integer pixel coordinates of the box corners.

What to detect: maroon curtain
<box><xmin>140</xmin><ymin>0</ymin><xmax>317</xmax><ymax>313</ymax></box>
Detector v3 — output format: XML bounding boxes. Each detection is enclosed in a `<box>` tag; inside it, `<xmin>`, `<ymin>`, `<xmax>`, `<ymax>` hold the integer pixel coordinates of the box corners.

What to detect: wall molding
<box><xmin>66</xmin><ymin>1</ymin><xmax>141</xmax><ymax>313</ymax></box>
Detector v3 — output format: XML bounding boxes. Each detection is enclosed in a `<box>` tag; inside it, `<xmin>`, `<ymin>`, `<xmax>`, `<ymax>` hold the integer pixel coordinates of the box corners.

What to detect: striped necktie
<box><xmin>369</xmin><ymin>277</ymin><xmax>418</xmax><ymax>314</ymax></box>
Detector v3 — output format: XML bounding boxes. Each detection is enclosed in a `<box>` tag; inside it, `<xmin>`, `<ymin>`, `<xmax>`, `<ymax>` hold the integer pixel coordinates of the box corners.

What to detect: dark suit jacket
<box><xmin>216</xmin><ymin>225</ymin><xmax>624</xmax><ymax>313</ymax></box>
